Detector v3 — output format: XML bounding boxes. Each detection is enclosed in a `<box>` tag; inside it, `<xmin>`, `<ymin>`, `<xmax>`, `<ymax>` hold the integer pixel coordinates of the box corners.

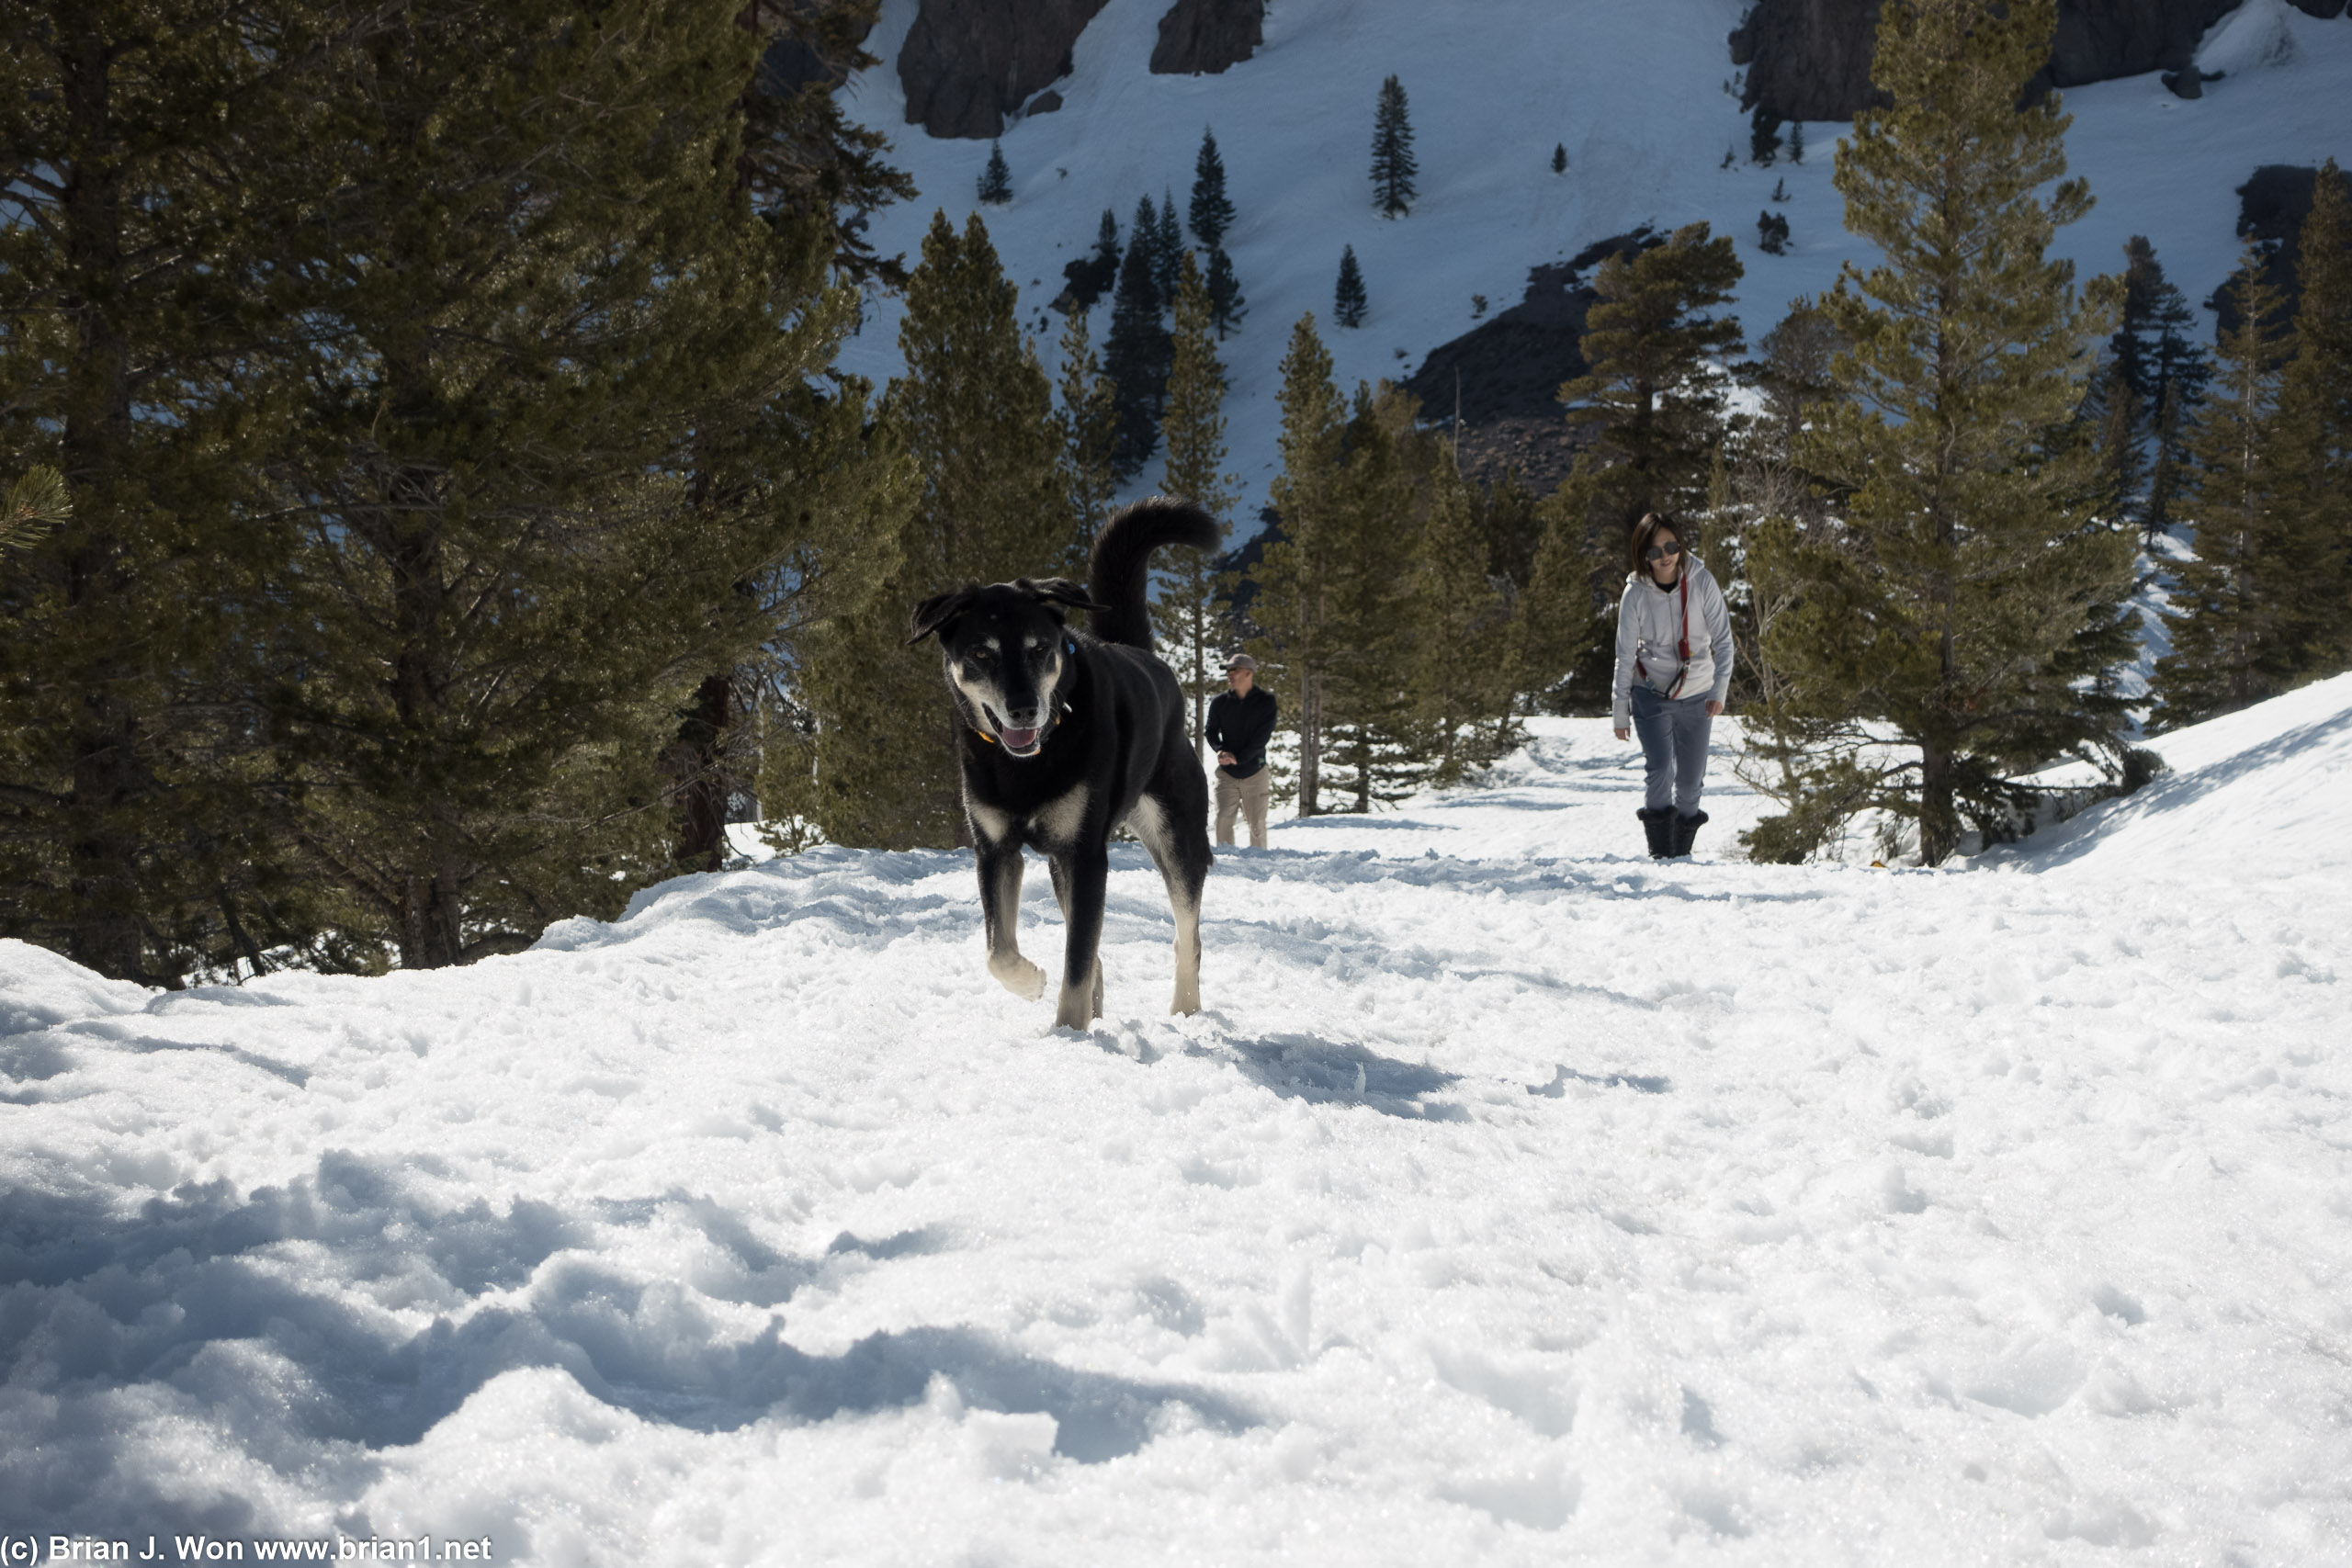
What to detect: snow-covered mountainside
<box><xmin>5</xmin><ymin>676</ymin><xmax>2347</xmax><ymax>1562</ymax></box>
<box><xmin>831</xmin><ymin>0</ymin><xmax>2352</xmax><ymax>500</ymax></box>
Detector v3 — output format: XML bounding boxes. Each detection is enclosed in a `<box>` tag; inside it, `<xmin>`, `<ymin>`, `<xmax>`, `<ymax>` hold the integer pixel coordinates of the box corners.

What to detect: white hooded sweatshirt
<box><xmin>1612</xmin><ymin>555</ymin><xmax>1734</xmax><ymax>728</ymax></box>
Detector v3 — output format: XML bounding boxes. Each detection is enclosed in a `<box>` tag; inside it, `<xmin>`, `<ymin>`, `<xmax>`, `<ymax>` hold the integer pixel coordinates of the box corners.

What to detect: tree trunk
<box><xmin>1297</xmin><ymin>661</ymin><xmax>1320</xmax><ymax>816</ymax></box>
<box><xmin>673</xmin><ymin>672</ymin><xmax>733</xmax><ymax>872</ymax></box>
<box><xmin>59</xmin><ymin>23</ymin><xmax>152</xmax><ymax>982</ymax></box>
<box><xmin>1918</xmin><ymin>740</ymin><xmax>1956</xmax><ymax>866</ymax></box>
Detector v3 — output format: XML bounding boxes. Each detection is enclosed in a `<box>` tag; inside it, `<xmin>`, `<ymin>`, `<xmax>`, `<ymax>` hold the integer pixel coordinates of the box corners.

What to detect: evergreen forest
<box><xmin>4</xmin><ymin>0</ymin><xmax>2348</xmax><ymax>987</ymax></box>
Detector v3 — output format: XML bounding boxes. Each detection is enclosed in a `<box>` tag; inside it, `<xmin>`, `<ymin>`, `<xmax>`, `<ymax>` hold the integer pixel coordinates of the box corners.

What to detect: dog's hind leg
<box><xmin>1128</xmin><ymin>789</ymin><xmax>1207</xmax><ymax>1016</ymax></box>
<box><xmin>1048</xmin><ymin>848</ymin><xmax>1109</xmax><ymax>1030</ymax></box>
<box><xmin>977</xmin><ymin>836</ymin><xmax>1046</xmax><ymax>1001</ymax></box>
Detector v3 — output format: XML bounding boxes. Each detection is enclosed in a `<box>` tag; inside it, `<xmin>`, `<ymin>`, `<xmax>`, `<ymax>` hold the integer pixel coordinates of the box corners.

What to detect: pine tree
<box><xmin>0</xmin><ymin>0</ymin><xmax>346</xmax><ymax>981</ymax></box>
<box><xmin>1245</xmin><ymin>317</ymin><xmax>1348</xmax><ymax>814</ymax></box>
<box><xmin>1413</xmin><ymin>451</ymin><xmax>1523</xmax><ymax>781</ymax></box>
<box><xmin>1788</xmin><ymin>120</ymin><xmax>1806</xmax><ymax>164</ymax></box>
<box><xmin>796</xmin><ymin>210</ymin><xmax>1075</xmax><ymax>850</ymax></box>
<box><xmin>978</xmin><ymin>140</ymin><xmax>1012</xmax><ymax>205</ymax></box>
<box><xmin>733</xmin><ymin>0</ymin><xmax>917</xmax><ymax>287</ymax></box>
<box><xmin>1317</xmin><ymin>385</ymin><xmax>1433</xmax><ymax>809</ymax></box>
<box><xmin>1529</xmin><ymin>224</ymin><xmax>1743</xmax><ymax>710</ymax></box>
<box><xmin>2151</xmin><ymin>247</ymin><xmax>2296</xmax><ymax>728</ymax></box>
<box><xmin>2099</xmin><ymin>237</ymin><xmax>2211</xmax><ymax>540</ymax></box>
<box><xmin>1334</xmin><ymin>246</ymin><xmax>1369</xmax><ymax>328</ymax></box>
<box><xmin>1552</xmin><ymin>143</ymin><xmax>1568</xmax><ymax>175</ymax></box>
<box><xmin>1205</xmin><ymin>244</ymin><xmax>1249</xmax><ymax>338</ymax></box>
<box><xmin>1371</xmin><ymin>75</ymin><xmax>1418</xmax><ymax>218</ymax></box>
<box><xmin>1154</xmin><ymin>190</ymin><xmax>1184</xmax><ymax>306</ymax></box>
<box><xmin>1749</xmin><ymin>104</ymin><xmax>1782</xmax><ymax>165</ymax></box>
<box><xmin>1190</xmin><ymin>129</ymin><xmax>1238</xmax><ymax>251</ymax></box>
<box><xmin>1156</xmin><ymin>253</ymin><xmax>1239</xmax><ymax>754</ymax></box>
<box><xmin>1057</xmin><ymin>307</ymin><xmax>1120</xmax><ymax>568</ymax></box>
<box><xmin>1747</xmin><ymin>0</ymin><xmax>2137</xmax><ymax>866</ymax></box>
<box><xmin>258</xmin><ymin>0</ymin><xmax>885</xmax><ymax>964</ymax></box>
<box><xmin>2272</xmin><ymin>158</ymin><xmax>2352</xmax><ymax>668</ymax></box>
<box><xmin>1103</xmin><ymin>198</ymin><xmax>1174</xmax><ymax>477</ymax></box>
<box><xmin>1758</xmin><ymin>209</ymin><xmax>1791</xmax><ymax>253</ymax></box>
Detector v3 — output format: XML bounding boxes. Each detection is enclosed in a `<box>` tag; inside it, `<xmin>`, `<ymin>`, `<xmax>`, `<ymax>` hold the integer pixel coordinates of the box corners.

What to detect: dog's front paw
<box><xmin>989</xmin><ymin>953</ymin><xmax>1048</xmax><ymax>1001</ymax></box>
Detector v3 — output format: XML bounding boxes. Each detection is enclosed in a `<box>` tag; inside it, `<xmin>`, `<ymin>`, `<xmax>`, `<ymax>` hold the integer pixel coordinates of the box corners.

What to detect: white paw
<box><xmin>990</xmin><ymin>954</ymin><xmax>1047</xmax><ymax>1001</ymax></box>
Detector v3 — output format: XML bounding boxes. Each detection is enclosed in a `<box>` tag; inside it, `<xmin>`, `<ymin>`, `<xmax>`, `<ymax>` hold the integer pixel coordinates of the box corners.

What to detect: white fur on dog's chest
<box><xmin>967</xmin><ymin>784</ymin><xmax>1090</xmax><ymax>848</ymax></box>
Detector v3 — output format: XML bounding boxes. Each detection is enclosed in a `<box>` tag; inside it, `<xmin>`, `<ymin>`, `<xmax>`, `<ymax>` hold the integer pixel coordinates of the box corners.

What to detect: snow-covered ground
<box><xmin>6</xmin><ymin>675</ymin><xmax>2349</xmax><ymax>1563</ymax></box>
<box><xmin>831</xmin><ymin>0</ymin><xmax>2352</xmax><ymax>500</ymax></box>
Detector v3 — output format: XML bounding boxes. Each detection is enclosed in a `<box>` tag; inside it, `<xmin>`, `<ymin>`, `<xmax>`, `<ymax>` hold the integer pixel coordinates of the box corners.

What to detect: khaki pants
<box><xmin>1215</xmin><ymin>768</ymin><xmax>1271</xmax><ymax>848</ymax></box>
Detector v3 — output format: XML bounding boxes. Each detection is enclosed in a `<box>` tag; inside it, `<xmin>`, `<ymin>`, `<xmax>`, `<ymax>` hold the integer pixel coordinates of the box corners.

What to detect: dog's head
<box><xmin>909</xmin><ymin>578</ymin><xmax>1104</xmax><ymax>759</ymax></box>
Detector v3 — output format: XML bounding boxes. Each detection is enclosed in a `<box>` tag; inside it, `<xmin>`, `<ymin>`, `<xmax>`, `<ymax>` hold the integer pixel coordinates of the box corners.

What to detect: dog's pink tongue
<box><xmin>1001</xmin><ymin>726</ymin><xmax>1039</xmax><ymax>750</ymax></box>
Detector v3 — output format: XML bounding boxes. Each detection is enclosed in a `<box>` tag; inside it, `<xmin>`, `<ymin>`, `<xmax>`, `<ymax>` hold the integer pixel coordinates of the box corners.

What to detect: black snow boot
<box><xmin>1638</xmin><ymin>807</ymin><xmax>1673</xmax><ymax>859</ymax></box>
<box><xmin>1669</xmin><ymin>808</ymin><xmax>1709</xmax><ymax>858</ymax></box>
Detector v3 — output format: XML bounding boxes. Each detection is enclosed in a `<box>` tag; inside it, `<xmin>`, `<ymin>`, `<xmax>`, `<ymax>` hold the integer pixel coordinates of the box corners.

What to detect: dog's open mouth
<box><xmin>1000</xmin><ymin>725</ymin><xmax>1041</xmax><ymax>752</ymax></box>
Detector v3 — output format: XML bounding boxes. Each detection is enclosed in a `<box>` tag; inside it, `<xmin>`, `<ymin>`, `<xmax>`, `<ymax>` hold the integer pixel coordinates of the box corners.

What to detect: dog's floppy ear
<box><xmin>908</xmin><ymin>586</ymin><xmax>977</xmax><ymax>646</ymax></box>
<box><xmin>1016</xmin><ymin>577</ymin><xmax>1108</xmax><ymax>616</ymax></box>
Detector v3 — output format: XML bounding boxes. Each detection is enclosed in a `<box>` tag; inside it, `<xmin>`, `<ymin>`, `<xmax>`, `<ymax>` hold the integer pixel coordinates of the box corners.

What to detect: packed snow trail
<box><xmin>4</xmin><ymin>681</ymin><xmax>2350</xmax><ymax>1564</ymax></box>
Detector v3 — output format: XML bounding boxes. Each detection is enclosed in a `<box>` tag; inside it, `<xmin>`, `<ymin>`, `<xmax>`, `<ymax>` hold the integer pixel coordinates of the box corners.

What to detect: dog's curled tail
<box><xmin>1087</xmin><ymin>497</ymin><xmax>1221</xmax><ymax>651</ymax></box>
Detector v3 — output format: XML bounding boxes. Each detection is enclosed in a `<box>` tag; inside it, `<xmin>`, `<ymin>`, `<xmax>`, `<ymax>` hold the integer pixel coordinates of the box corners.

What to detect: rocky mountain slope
<box><xmin>831</xmin><ymin>0</ymin><xmax>2352</xmax><ymax>503</ymax></box>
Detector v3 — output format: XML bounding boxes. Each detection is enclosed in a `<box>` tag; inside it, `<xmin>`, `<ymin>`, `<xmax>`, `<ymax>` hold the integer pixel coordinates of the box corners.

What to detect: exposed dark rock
<box><xmin>1026</xmin><ymin>88</ymin><xmax>1064</xmax><ymax>115</ymax></box>
<box><xmin>1149</xmin><ymin>0</ymin><xmax>1266</xmax><ymax>74</ymax></box>
<box><xmin>898</xmin><ymin>0</ymin><xmax>1110</xmax><ymax>140</ymax></box>
<box><xmin>2285</xmin><ymin>0</ymin><xmax>2346</xmax><ymax>17</ymax></box>
<box><xmin>2163</xmin><ymin>65</ymin><xmax>2206</xmax><ymax>96</ymax></box>
<box><xmin>1737</xmin><ymin>0</ymin><xmax>2243</xmax><ymax>123</ymax></box>
<box><xmin>1399</xmin><ymin>232</ymin><xmax>1655</xmax><ymax>491</ymax></box>
<box><xmin>2214</xmin><ymin>163</ymin><xmax>2352</xmax><ymax>332</ymax></box>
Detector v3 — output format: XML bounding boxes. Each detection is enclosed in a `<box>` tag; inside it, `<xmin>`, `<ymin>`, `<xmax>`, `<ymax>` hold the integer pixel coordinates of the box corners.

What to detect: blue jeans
<box><xmin>1630</xmin><ymin>685</ymin><xmax>1713</xmax><ymax>815</ymax></box>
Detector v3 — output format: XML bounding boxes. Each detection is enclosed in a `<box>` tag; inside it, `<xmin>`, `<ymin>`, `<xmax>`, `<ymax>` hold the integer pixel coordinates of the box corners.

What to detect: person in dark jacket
<box><xmin>1204</xmin><ymin>653</ymin><xmax>1277</xmax><ymax>849</ymax></box>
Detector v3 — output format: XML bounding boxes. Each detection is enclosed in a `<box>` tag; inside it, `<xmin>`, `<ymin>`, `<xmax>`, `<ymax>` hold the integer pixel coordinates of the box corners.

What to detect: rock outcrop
<box><xmin>897</xmin><ymin>0</ymin><xmax>1111</xmax><ymax>140</ymax></box>
<box><xmin>1732</xmin><ymin>0</ymin><xmax>2269</xmax><ymax>122</ymax></box>
<box><xmin>1399</xmin><ymin>233</ymin><xmax>1654</xmax><ymax>492</ymax></box>
<box><xmin>1149</xmin><ymin>0</ymin><xmax>1266</xmax><ymax>74</ymax></box>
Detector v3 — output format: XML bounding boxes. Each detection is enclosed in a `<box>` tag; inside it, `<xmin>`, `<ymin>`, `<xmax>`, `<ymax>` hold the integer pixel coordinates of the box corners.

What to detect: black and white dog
<box><xmin>909</xmin><ymin>499</ymin><xmax>1220</xmax><ymax>1030</ymax></box>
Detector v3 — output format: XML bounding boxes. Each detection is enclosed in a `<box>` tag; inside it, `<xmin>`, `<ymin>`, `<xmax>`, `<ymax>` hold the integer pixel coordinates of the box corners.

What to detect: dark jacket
<box><xmin>1204</xmin><ymin>686</ymin><xmax>1277</xmax><ymax>779</ymax></box>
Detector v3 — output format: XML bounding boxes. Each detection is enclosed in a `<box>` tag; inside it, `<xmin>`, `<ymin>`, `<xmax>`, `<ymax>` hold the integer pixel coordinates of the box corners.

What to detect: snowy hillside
<box><xmin>831</xmin><ymin>0</ymin><xmax>2352</xmax><ymax>501</ymax></box>
<box><xmin>5</xmin><ymin>676</ymin><xmax>2348</xmax><ymax>1562</ymax></box>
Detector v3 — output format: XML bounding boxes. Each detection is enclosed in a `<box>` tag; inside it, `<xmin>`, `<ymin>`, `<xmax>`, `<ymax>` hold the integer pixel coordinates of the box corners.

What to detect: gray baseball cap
<box><xmin>1226</xmin><ymin>653</ymin><xmax>1258</xmax><ymax>671</ymax></box>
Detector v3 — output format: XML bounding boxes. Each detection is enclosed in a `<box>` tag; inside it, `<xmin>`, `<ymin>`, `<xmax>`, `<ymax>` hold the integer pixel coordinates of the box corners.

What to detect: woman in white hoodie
<box><xmin>1612</xmin><ymin>513</ymin><xmax>1733</xmax><ymax>858</ymax></box>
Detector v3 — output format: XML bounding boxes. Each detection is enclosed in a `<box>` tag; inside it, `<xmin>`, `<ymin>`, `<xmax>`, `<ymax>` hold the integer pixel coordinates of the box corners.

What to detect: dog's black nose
<box><xmin>1003</xmin><ymin>705</ymin><xmax>1046</xmax><ymax>729</ymax></box>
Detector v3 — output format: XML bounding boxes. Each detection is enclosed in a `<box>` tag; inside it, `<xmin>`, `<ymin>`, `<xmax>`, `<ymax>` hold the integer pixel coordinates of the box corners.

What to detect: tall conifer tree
<box><xmin>794</xmin><ymin>210</ymin><xmax>1075</xmax><ymax>850</ymax></box>
<box><xmin>1246</xmin><ymin>316</ymin><xmax>1347</xmax><ymax>814</ymax></box>
<box><xmin>262</xmin><ymin>0</ymin><xmax>876</xmax><ymax>965</ymax></box>
<box><xmin>1528</xmin><ymin>224</ymin><xmax>1742</xmax><ymax>710</ymax></box>
<box><xmin>1104</xmin><ymin>198</ymin><xmax>1174</xmax><ymax>477</ymax></box>
<box><xmin>1334</xmin><ymin>247</ymin><xmax>1369</xmax><ymax>328</ymax></box>
<box><xmin>2151</xmin><ymin>248</ymin><xmax>2297</xmax><ymax>728</ymax></box>
<box><xmin>0</xmin><ymin>0</ymin><xmax>347</xmax><ymax>980</ymax></box>
<box><xmin>1206</xmin><ymin>246</ymin><xmax>1249</xmax><ymax>339</ymax></box>
<box><xmin>1371</xmin><ymin>75</ymin><xmax>1417</xmax><ymax>218</ymax></box>
<box><xmin>978</xmin><ymin>140</ymin><xmax>1012</xmax><ymax>205</ymax></box>
<box><xmin>2273</xmin><ymin>160</ymin><xmax>2352</xmax><ymax>666</ymax></box>
<box><xmin>1057</xmin><ymin>306</ymin><xmax>1120</xmax><ymax>568</ymax></box>
<box><xmin>1745</xmin><ymin>0</ymin><xmax>2136</xmax><ymax>865</ymax></box>
<box><xmin>1190</xmin><ymin>129</ymin><xmax>1238</xmax><ymax>251</ymax></box>
<box><xmin>1156</xmin><ymin>254</ymin><xmax>1238</xmax><ymax>754</ymax></box>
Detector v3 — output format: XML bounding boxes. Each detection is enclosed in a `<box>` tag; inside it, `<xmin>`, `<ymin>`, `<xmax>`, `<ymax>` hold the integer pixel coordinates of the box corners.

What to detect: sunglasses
<box><xmin>1642</xmin><ymin>541</ymin><xmax>1684</xmax><ymax>562</ymax></box>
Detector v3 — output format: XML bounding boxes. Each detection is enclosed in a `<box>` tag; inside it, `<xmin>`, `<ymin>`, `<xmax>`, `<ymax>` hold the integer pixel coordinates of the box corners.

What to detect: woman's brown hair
<box><xmin>1627</xmin><ymin>513</ymin><xmax>1681</xmax><ymax>577</ymax></box>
